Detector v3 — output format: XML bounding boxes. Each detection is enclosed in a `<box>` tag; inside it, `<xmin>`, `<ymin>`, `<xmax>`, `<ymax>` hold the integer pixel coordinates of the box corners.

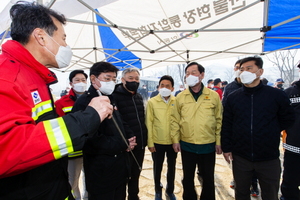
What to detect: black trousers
<box><xmin>151</xmin><ymin>143</ymin><xmax>178</xmax><ymax>194</ymax></box>
<box><xmin>281</xmin><ymin>152</ymin><xmax>300</xmax><ymax>200</ymax></box>
<box><xmin>88</xmin><ymin>183</ymin><xmax>126</xmax><ymax>200</ymax></box>
<box><xmin>233</xmin><ymin>155</ymin><xmax>281</xmax><ymax>200</ymax></box>
<box><xmin>181</xmin><ymin>150</ymin><xmax>216</xmax><ymax>200</ymax></box>
<box><xmin>127</xmin><ymin>147</ymin><xmax>145</xmax><ymax>200</ymax></box>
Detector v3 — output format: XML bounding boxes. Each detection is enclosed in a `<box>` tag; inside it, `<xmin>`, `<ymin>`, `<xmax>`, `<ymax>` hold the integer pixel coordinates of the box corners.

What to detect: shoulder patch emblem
<box><xmin>31</xmin><ymin>90</ymin><xmax>42</xmax><ymax>105</ymax></box>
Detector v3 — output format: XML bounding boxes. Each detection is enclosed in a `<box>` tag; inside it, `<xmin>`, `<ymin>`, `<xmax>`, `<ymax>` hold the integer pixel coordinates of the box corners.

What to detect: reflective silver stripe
<box><xmin>44</xmin><ymin>117</ymin><xmax>73</xmax><ymax>159</ymax></box>
<box><xmin>283</xmin><ymin>143</ymin><xmax>300</xmax><ymax>154</ymax></box>
<box><xmin>32</xmin><ymin>100</ymin><xmax>53</xmax><ymax>120</ymax></box>
<box><xmin>49</xmin><ymin>118</ymin><xmax>69</xmax><ymax>156</ymax></box>
<box><xmin>62</xmin><ymin>106</ymin><xmax>72</xmax><ymax>113</ymax></box>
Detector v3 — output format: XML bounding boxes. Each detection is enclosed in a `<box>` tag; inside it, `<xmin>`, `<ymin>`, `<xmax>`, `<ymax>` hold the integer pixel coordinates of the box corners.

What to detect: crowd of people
<box><xmin>0</xmin><ymin>2</ymin><xmax>300</xmax><ymax>200</ymax></box>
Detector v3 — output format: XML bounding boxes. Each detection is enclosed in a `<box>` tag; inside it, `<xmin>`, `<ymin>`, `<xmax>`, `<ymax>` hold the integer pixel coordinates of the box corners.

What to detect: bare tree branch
<box><xmin>266</xmin><ymin>50</ymin><xmax>298</xmax><ymax>86</ymax></box>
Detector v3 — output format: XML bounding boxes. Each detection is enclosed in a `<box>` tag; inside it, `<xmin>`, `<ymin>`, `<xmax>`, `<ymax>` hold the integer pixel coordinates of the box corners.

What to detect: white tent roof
<box><xmin>1</xmin><ymin>0</ymin><xmax>299</xmax><ymax>71</ymax></box>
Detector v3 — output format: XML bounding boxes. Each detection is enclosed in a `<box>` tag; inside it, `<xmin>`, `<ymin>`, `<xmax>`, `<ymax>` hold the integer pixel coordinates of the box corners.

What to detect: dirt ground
<box><xmin>80</xmin><ymin>146</ymin><xmax>284</xmax><ymax>200</ymax></box>
<box><xmin>138</xmin><ymin>149</ymin><xmax>235</xmax><ymax>200</ymax></box>
<box><xmin>138</xmin><ymin>146</ymin><xmax>284</xmax><ymax>200</ymax></box>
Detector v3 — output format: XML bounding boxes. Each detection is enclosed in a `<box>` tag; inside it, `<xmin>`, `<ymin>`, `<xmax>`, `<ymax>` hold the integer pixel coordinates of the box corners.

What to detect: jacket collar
<box><xmin>115</xmin><ymin>83</ymin><xmax>135</xmax><ymax>96</ymax></box>
<box><xmin>68</xmin><ymin>88</ymin><xmax>77</xmax><ymax>101</ymax></box>
<box><xmin>2</xmin><ymin>40</ymin><xmax>58</xmax><ymax>85</ymax></box>
<box><xmin>87</xmin><ymin>85</ymin><xmax>100</xmax><ymax>97</ymax></box>
<box><xmin>242</xmin><ymin>80</ymin><xmax>264</xmax><ymax>94</ymax></box>
<box><xmin>153</xmin><ymin>93</ymin><xmax>175</xmax><ymax>102</ymax></box>
<box><xmin>234</xmin><ymin>78</ymin><xmax>243</xmax><ymax>86</ymax></box>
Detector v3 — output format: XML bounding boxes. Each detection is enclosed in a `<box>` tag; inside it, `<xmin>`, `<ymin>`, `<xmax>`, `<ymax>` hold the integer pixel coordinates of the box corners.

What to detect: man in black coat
<box><xmin>280</xmin><ymin>74</ymin><xmax>300</xmax><ymax>200</ymax></box>
<box><xmin>72</xmin><ymin>62</ymin><xmax>136</xmax><ymax>200</ymax></box>
<box><xmin>112</xmin><ymin>67</ymin><xmax>148</xmax><ymax>200</ymax></box>
<box><xmin>222</xmin><ymin>59</ymin><xmax>259</xmax><ymax>196</ymax></box>
<box><xmin>221</xmin><ymin>56</ymin><xmax>295</xmax><ymax>200</ymax></box>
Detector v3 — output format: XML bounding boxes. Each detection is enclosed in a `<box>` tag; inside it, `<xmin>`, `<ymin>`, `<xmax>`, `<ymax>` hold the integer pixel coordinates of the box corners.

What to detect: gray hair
<box><xmin>122</xmin><ymin>67</ymin><xmax>140</xmax><ymax>78</ymax></box>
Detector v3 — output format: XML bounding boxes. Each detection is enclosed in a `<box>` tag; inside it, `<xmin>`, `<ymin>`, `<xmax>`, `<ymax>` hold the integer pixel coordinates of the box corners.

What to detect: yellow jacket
<box><xmin>146</xmin><ymin>94</ymin><xmax>176</xmax><ymax>147</ymax></box>
<box><xmin>171</xmin><ymin>86</ymin><xmax>222</xmax><ymax>145</ymax></box>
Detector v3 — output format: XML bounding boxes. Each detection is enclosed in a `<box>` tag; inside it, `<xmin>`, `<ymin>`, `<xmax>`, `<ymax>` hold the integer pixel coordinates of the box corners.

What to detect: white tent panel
<box><xmin>3</xmin><ymin>0</ymin><xmax>297</xmax><ymax>71</ymax></box>
<box><xmin>71</xmin><ymin>0</ymin><xmax>265</xmax><ymax>69</ymax></box>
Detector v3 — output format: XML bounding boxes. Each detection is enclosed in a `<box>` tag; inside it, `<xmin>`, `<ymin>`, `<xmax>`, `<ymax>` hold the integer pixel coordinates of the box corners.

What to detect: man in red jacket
<box><xmin>55</xmin><ymin>70</ymin><xmax>88</xmax><ymax>200</ymax></box>
<box><xmin>55</xmin><ymin>70</ymin><xmax>88</xmax><ymax>116</ymax></box>
<box><xmin>0</xmin><ymin>2</ymin><xmax>113</xmax><ymax>200</ymax></box>
<box><xmin>212</xmin><ymin>78</ymin><xmax>223</xmax><ymax>100</ymax></box>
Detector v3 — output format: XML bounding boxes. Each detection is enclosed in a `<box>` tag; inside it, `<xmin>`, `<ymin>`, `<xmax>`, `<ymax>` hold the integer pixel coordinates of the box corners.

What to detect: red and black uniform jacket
<box><xmin>55</xmin><ymin>88</ymin><xmax>77</xmax><ymax>116</ymax></box>
<box><xmin>0</xmin><ymin>40</ymin><xmax>100</xmax><ymax>199</ymax></box>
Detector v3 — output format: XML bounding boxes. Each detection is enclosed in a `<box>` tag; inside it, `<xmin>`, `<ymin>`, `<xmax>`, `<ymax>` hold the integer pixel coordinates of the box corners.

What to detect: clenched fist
<box><xmin>88</xmin><ymin>96</ymin><xmax>113</xmax><ymax>122</ymax></box>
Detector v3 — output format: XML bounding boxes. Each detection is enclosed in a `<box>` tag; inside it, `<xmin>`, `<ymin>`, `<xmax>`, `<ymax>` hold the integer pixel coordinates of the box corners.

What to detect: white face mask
<box><xmin>159</xmin><ymin>88</ymin><xmax>172</xmax><ymax>97</ymax></box>
<box><xmin>240</xmin><ymin>70</ymin><xmax>259</xmax><ymax>85</ymax></box>
<box><xmin>44</xmin><ymin>33</ymin><xmax>73</xmax><ymax>68</ymax></box>
<box><xmin>73</xmin><ymin>82</ymin><xmax>87</xmax><ymax>93</ymax></box>
<box><xmin>99</xmin><ymin>81</ymin><xmax>115</xmax><ymax>95</ymax></box>
<box><xmin>235</xmin><ymin>70</ymin><xmax>241</xmax><ymax>78</ymax></box>
<box><xmin>186</xmin><ymin>75</ymin><xmax>199</xmax><ymax>87</ymax></box>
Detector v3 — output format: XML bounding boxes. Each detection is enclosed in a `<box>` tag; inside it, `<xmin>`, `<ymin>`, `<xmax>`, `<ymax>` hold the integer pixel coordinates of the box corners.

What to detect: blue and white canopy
<box><xmin>0</xmin><ymin>0</ymin><xmax>299</xmax><ymax>71</ymax></box>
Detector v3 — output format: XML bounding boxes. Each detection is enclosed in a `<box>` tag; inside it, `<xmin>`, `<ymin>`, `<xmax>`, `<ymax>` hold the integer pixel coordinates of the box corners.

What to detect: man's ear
<box><xmin>121</xmin><ymin>77</ymin><xmax>125</xmax><ymax>84</ymax></box>
<box><xmin>200</xmin><ymin>72</ymin><xmax>205</xmax><ymax>79</ymax></box>
<box><xmin>258</xmin><ymin>68</ymin><xmax>264</xmax><ymax>76</ymax></box>
<box><xmin>90</xmin><ymin>75</ymin><xmax>96</xmax><ymax>84</ymax></box>
<box><xmin>32</xmin><ymin>28</ymin><xmax>46</xmax><ymax>46</ymax></box>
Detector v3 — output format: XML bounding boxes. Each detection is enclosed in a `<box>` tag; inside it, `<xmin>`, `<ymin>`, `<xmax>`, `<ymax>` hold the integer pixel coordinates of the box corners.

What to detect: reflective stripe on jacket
<box><xmin>55</xmin><ymin>88</ymin><xmax>82</xmax><ymax>158</ymax></box>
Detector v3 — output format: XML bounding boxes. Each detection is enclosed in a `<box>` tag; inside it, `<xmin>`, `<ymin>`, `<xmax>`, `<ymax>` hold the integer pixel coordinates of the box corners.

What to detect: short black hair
<box><xmin>185</xmin><ymin>62</ymin><xmax>205</xmax><ymax>73</ymax></box>
<box><xmin>159</xmin><ymin>75</ymin><xmax>174</xmax><ymax>87</ymax></box>
<box><xmin>207</xmin><ymin>79</ymin><xmax>213</xmax><ymax>84</ymax></box>
<box><xmin>69</xmin><ymin>70</ymin><xmax>88</xmax><ymax>82</ymax></box>
<box><xmin>222</xmin><ymin>81</ymin><xmax>228</xmax><ymax>86</ymax></box>
<box><xmin>240</xmin><ymin>56</ymin><xmax>263</xmax><ymax>69</ymax></box>
<box><xmin>214</xmin><ymin>78</ymin><xmax>222</xmax><ymax>86</ymax></box>
<box><xmin>10</xmin><ymin>2</ymin><xmax>66</xmax><ymax>45</ymax></box>
<box><xmin>90</xmin><ymin>62</ymin><xmax>119</xmax><ymax>77</ymax></box>
<box><xmin>234</xmin><ymin>59</ymin><xmax>242</xmax><ymax>66</ymax></box>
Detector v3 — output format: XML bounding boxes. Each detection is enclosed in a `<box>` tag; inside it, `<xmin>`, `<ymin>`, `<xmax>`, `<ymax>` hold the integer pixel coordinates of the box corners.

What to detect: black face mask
<box><xmin>277</xmin><ymin>84</ymin><xmax>283</xmax><ymax>88</ymax></box>
<box><xmin>125</xmin><ymin>81</ymin><xmax>139</xmax><ymax>92</ymax></box>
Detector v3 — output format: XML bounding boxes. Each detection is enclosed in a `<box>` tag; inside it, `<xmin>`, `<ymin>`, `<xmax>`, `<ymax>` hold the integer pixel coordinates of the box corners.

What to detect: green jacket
<box><xmin>146</xmin><ymin>94</ymin><xmax>176</xmax><ymax>147</ymax></box>
<box><xmin>171</xmin><ymin>86</ymin><xmax>222</xmax><ymax>145</ymax></box>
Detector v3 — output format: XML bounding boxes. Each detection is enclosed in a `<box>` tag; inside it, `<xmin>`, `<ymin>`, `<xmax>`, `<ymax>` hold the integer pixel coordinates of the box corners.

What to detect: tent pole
<box><xmin>92</xmin><ymin>12</ymin><xmax>97</xmax><ymax>62</ymax></box>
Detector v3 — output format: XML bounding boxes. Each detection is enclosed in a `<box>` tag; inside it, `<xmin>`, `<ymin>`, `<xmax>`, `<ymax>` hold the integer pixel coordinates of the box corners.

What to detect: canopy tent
<box><xmin>0</xmin><ymin>0</ymin><xmax>300</xmax><ymax>72</ymax></box>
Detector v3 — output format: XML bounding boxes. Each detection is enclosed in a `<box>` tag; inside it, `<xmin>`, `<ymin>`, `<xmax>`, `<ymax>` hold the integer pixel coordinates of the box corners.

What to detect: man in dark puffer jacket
<box><xmin>221</xmin><ymin>56</ymin><xmax>295</xmax><ymax>200</ymax></box>
<box><xmin>112</xmin><ymin>68</ymin><xmax>148</xmax><ymax>200</ymax></box>
<box><xmin>72</xmin><ymin>62</ymin><xmax>136</xmax><ymax>200</ymax></box>
<box><xmin>222</xmin><ymin>59</ymin><xmax>259</xmax><ymax>195</ymax></box>
<box><xmin>280</xmin><ymin>75</ymin><xmax>300</xmax><ymax>200</ymax></box>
